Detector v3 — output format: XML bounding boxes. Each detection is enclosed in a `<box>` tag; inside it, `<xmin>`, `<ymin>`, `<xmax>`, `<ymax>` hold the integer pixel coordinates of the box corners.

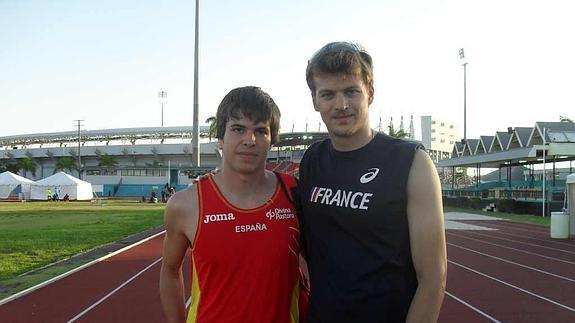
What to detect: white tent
<box><xmin>0</xmin><ymin>171</ymin><xmax>34</xmax><ymax>199</ymax></box>
<box><xmin>30</xmin><ymin>172</ymin><xmax>93</xmax><ymax>201</ymax></box>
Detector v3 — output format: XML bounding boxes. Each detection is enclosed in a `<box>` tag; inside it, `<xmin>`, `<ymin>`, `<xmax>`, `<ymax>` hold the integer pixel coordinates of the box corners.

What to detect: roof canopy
<box><xmin>0</xmin><ymin>171</ymin><xmax>34</xmax><ymax>184</ymax></box>
<box><xmin>33</xmin><ymin>172</ymin><xmax>91</xmax><ymax>186</ymax></box>
<box><xmin>30</xmin><ymin>172</ymin><xmax>93</xmax><ymax>200</ymax></box>
<box><xmin>439</xmin><ymin>121</ymin><xmax>575</xmax><ymax>168</ymax></box>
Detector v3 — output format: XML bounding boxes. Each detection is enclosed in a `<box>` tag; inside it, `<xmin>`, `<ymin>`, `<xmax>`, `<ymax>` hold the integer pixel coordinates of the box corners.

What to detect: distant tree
<box><xmin>3</xmin><ymin>163</ymin><xmax>21</xmax><ymax>174</ymax></box>
<box><xmin>97</xmin><ymin>154</ymin><xmax>118</xmax><ymax>175</ymax></box>
<box><xmin>560</xmin><ymin>115</ymin><xmax>574</xmax><ymax>123</ymax></box>
<box><xmin>98</xmin><ymin>154</ymin><xmax>118</xmax><ymax>167</ymax></box>
<box><xmin>387</xmin><ymin>123</ymin><xmax>409</xmax><ymax>139</ymax></box>
<box><xmin>54</xmin><ymin>157</ymin><xmax>78</xmax><ymax>174</ymax></box>
<box><xmin>205</xmin><ymin>116</ymin><xmax>217</xmax><ymax>141</ymax></box>
<box><xmin>18</xmin><ymin>157</ymin><xmax>37</xmax><ymax>178</ymax></box>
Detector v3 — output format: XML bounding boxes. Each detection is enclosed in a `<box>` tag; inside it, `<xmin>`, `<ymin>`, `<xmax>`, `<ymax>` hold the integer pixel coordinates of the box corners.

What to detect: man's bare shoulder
<box><xmin>164</xmin><ymin>184</ymin><xmax>199</xmax><ymax>225</ymax></box>
<box><xmin>409</xmin><ymin>149</ymin><xmax>436</xmax><ymax>178</ymax></box>
<box><xmin>407</xmin><ymin>149</ymin><xmax>442</xmax><ymax>209</ymax></box>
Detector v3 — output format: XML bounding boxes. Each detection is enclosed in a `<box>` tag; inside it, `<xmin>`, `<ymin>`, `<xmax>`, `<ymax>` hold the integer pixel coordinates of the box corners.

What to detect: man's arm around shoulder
<box><xmin>406</xmin><ymin>149</ymin><xmax>447</xmax><ymax>323</ymax></box>
<box><xmin>160</xmin><ymin>186</ymin><xmax>199</xmax><ymax>323</ymax></box>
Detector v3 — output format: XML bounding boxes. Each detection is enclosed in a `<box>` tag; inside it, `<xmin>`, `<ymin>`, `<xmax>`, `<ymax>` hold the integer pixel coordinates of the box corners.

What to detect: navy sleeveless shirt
<box><xmin>299</xmin><ymin>133</ymin><xmax>423</xmax><ymax>323</ymax></box>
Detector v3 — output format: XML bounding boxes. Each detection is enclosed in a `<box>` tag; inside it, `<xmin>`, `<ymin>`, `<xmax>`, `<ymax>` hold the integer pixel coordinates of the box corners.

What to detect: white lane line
<box><xmin>67</xmin><ymin>257</ymin><xmax>163</xmax><ymax>322</ymax></box>
<box><xmin>0</xmin><ymin>230</ymin><xmax>166</xmax><ymax>306</ymax></box>
<box><xmin>448</xmin><ymin>232</ymin><xmax>575</xmax><ymax>265</ymax></box>
<box><xmin>479</xmin><ymin>228</ymin><xmax>575</xmax><ymax>249</ymax></box>
<box><xmin>477</xmin><ymin>220</ymin><xmax>573</xmax><ymax>244</ymax></box>
<box><xmin>460</xmin><ymin>230</ymin><xmax>575</xmax><ymax>255</ymax></box>
<box><xmin>449</xmin><ymin>260</ymin><xmax>575</xmax><ymax>313</ymax></box>
<box><xmin>449</xmin><ymin>243</ymin><xmax>575</xmax><ymax>282</ymax></box>
<box><xmin>445</xmin><ymin>291</ymin><xmax>502</xmax><ymax>323</ymax></box>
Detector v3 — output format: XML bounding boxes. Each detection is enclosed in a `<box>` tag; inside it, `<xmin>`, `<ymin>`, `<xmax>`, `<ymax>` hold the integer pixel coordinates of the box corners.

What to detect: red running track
<box><xmin>1</xmin><ymin>214</ymin><xmax>574</xmax><ymax>322</ymax></box>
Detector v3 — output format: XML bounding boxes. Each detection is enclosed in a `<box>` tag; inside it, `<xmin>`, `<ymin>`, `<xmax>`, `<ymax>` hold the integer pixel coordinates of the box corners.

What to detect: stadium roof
<box><xmin>0</xmin><ymin>127</ymin><xmax>335</xmax><ymax>149</ymax></box>
<box><xmin>0</xmin><ymin>126</ymin><xmax>211</xmax><ymax>147</ymax></box>
<box><xmin>275</xmin><ymin>132</ymin><xmax>331</xmax><ymax>148</ymax></box>
<box><xmin>438</xmin><ymin>121</ymin><xmax>575</xmax><ymax>168</ymax></box>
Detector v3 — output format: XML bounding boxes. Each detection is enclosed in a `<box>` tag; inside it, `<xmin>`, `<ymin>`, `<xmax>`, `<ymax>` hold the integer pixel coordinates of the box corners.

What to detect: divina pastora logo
<box><xmin>266</xmin><ymin>208</ymin><xmax>295</xmax><ymax>220</ymax></box>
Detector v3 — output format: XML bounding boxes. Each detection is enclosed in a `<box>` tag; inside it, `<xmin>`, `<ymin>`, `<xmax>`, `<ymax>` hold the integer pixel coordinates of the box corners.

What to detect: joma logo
<box><xmin>203</xmin><ymin>213</ymin><xmax>235</xmax><ymax>224</ymax></box>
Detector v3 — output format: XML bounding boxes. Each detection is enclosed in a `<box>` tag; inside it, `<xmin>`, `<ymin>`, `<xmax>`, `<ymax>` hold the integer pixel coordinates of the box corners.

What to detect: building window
<box><xmin>431</xmin><ymin>129</ymin><xmax>436</xmax><ymax>133</ymax></box>
<box><xmin>120</xmin><ymin>168</ymin><xmax>166</xmax><ymax>177</ymax></box>
<box><xmin>440</xmin><ymin>122</ymin><xmax>445</xmax><ymax>126</ymax></box>
<box><xmin>449</xmin><ymin>125</ymin><xmax>454</xmax><ymax>129</ymax></box>
<box><xmin>431</xmin><ymin>137</ymin><xmax>436</xmax><ymax>141</ymax></box>
<box><xmin>432</xmin><ymin>120</ymin><xmax>436</xmax><ymax>125</ymax></box>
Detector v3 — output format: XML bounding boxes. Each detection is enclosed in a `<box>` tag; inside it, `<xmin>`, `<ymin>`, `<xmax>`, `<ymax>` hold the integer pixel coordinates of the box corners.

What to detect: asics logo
<box><xmin>359</xmin><ymin>168</ymin><xmax>379</xmax><ymax>184</ymax></box>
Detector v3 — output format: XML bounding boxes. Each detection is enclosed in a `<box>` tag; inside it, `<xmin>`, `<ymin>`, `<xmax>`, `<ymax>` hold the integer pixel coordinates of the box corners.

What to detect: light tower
<box><xmin>459</xmin><ymin>48</ymin><xmax>468</xmax><ymax>142</ymax></box>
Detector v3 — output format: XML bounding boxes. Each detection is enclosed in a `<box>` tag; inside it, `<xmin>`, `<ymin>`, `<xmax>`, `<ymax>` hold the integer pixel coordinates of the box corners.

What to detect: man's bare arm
<box><xmin>160</xmin><ymin>187</ymin><xmax>198</xmax><ymax>323</ymax></box>
<box><xmin>405</xmin><ymin>150</ymin><xmax>447</xmax><ymax>323</ymax></box>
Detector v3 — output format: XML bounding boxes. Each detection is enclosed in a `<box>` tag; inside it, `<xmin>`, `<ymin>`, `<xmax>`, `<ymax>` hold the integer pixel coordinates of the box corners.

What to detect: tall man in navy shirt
<box><xmin>298</xmin><ymin>42</ymin><xmax>447</xmax><ymax>323</ymax></box>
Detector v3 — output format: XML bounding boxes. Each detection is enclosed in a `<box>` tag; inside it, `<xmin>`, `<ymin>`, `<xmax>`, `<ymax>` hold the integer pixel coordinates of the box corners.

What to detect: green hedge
<box><xmin>442</xmin><ymin>196</ymin><xmax>563</xmax><ymax>216</ymax></box>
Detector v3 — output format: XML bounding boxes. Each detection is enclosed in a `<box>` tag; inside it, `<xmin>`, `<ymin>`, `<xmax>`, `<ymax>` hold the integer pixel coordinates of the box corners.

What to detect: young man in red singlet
<box><xmin>160</xmin><ymin>86</ymin><xmax>303</xmax><ymax>323</ymax></box>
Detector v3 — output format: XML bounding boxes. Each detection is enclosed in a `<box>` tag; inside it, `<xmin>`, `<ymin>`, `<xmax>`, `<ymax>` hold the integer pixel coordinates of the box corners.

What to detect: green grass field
<box><xmin>444</xmin><ymin>206</ymin><xmax>551</xmax><ymax>226</ymax></box>
<box><xmin>0</xmin><ymin>200</ymin><xmax>165</xmax><ymax>285</ymax></box>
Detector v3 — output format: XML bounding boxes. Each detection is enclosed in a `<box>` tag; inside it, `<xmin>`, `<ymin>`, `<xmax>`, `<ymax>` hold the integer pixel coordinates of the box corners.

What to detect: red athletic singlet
<box><xmin>187</xmin><ymin>173</ymin><xmax>301</xmax><ymax>323</ymax></box>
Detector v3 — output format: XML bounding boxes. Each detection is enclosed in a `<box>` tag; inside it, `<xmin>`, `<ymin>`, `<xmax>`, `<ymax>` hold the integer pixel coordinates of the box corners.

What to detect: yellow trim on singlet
<box><xmin>186</xmin><ymin>255</ymin><xmax>201</xmax><ymax>323</ymax></box>
<box><xmin>191</xmin><ymin>179</ymin><xmax>204</xmax><ymax>252</ymax></box>
<box><xmin>289</xmin><ymin>280</ymin><xmax>300</xmax><ymax>323</ymax></box>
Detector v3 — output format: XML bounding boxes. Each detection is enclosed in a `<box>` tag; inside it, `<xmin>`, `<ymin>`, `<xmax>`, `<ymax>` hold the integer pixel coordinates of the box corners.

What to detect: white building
<box><xmin>421</xmin><ymin>116</ymin><xmax>459</xmax><ymax>162</ymax></box>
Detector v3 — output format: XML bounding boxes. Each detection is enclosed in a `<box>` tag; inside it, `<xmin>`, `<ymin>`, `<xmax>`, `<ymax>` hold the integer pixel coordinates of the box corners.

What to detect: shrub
<box><xmin>495</xmin><ymin>199</ymin><xmax>516</xmax><ymax>213</ymax></box>
<box><xmin>469</xmin><ymin>197</ymin><xmax>481</xmax><ymax>209</ymax></box>
<box><xmin>455</xmin><ymin>196</ymin><xmax>469</xmax><ymax>208</ymax></box>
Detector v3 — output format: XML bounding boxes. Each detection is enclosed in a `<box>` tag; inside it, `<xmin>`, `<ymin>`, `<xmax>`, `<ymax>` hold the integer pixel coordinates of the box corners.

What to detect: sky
<box><xmin>1</xmin><ymin>0</ymin><xmax>574</xmax><ymax>140</ymax></box>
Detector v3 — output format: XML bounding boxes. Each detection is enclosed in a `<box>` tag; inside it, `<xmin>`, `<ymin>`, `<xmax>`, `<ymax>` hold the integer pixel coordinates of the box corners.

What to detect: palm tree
<box><xmin>18</xmin><ymin>157</ymin><xmax>37</xmax><ymax>178</ymax></box>
<box><xmin>98</xmin><ymin>154</ymin><xmax>118</xmax><ymax>167</ymax></box>
<box><xmin>54</xmin><ymin>157</ymin><xmax>78</xmax><ymax>174</ymax></box>
<box><xmin>97</xmin><ymin>154</ymin><xmax>118</xmax><ymax>175</ymax></box>
<box><xmin>3</xmin><ymin>163</ymin><xmax>20</xmax><ymax>174</ymax></box>
<box><xmin>387</xmin><ymin>123</ymin><xmax>409</xmax><ymax>139</ymax></box>
<box><xmin>560</xmin><ymin>115</ymin><xmax>574</xmax><ymax>123</ymax></box>
<box><xmin>205</xmin><ymin>116</ymin><xmax>217</xmax><ymax>141</ymax></box>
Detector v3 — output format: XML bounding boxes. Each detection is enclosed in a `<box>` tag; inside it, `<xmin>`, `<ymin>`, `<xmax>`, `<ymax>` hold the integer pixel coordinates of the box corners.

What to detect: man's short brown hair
<box><xmin>306</xmin><ymin>42</ymin><xmax>374</xmax><ymax>103</ymax></box>
<box><xmin>216</xmin><ymin>86</ymin><xmax>281</xmax><ymax>144</ymax></box>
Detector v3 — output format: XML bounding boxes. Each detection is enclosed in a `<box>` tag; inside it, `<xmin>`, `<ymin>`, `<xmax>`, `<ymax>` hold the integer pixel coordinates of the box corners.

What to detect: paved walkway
<box><xmin>445</xmin><ymin>212</ymin><xmax>500</xmax><ymax>231</ymax></box>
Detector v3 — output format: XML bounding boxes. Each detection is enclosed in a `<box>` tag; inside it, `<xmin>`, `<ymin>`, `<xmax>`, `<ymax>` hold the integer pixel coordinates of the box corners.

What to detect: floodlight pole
<box><xmin>192</xmin><ymin>0</ymin><xmax>200</xmax><ymax>167</ymax></box>
<box><xmin>542</xmin><ymin>127</ymin><xmax>546</xmax><ymax>217</ymax></box>
<box><xmin>459</xmin><ymin>48</ymin><xmax>468</xmax><ymax>141</ymax></box>
<box><xmin>158</xmin><ymin>91</ymin><xmax>167</xmax><ymax>127</ymax></box>
<box><xmin>74</xmin><ymin>119</ymin><xmax>84</xmax><ymax>179</ymax></box>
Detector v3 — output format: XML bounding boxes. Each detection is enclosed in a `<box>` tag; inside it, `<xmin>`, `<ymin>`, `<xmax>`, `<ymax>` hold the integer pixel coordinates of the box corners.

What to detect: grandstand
<box><xmin>438</xmin><ymin>121</ymin><xmax>575</xmax><ymax>215</ymax></box>
<box><xmin>0</xmin><ymin>128</ymin><xmax>325</xmax><ymax>197</ymax></box>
